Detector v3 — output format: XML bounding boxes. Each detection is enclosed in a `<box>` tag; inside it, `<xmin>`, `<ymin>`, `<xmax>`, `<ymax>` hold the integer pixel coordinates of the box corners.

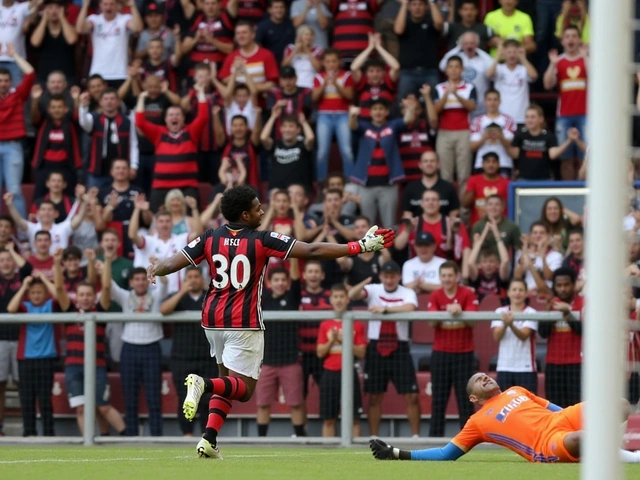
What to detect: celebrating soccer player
<box><xmin>369</xmin><ymin>373</ymin><xmax>640</xmax><ymax>464</ymax></box>
<box><xmin>146</xmin><ymin>185</ymin><xmax>395</xmax><ymax>458</ymax></box>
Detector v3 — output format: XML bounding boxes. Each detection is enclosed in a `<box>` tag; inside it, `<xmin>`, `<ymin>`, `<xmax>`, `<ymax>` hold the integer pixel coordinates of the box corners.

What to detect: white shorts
<box><xmin>205</xmin><ymin>330</ymin><xmax>264</xmax><ymax>380</ymax></box>
<box><xmin>0</xmin><ymin>341</ymin><xmax>18</xmax><ymax>383</ymax></box>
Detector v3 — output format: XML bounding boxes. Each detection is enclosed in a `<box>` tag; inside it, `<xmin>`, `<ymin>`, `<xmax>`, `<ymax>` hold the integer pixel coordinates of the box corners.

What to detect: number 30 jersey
<box><xmin>181</xmin><ymin>223</ymin><xmax>297</xmax><ymax>330</ymax></box>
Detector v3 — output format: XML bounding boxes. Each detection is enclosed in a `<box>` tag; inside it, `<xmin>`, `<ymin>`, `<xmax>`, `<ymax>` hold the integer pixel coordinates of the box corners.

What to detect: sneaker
<box><xmin>183</xmin><ymin>374</ymin><xmax>205</xmax><ymax>422</ymax></box>
<box><xmin>197</xmin><ymin>438</ymin><xmax>223</xmax><ymax>459</ymax></box>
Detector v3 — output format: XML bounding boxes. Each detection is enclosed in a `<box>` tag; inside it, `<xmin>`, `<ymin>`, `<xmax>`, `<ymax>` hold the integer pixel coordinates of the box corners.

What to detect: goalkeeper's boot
<box><xmin>197</xmin><ymin>438</ymin><xmax>223</xmax><ymax>459</ymax></box>
<box><xmin>370</xmin><ymin>439</ymin><xmax>396</xmax><ymax>460</ymax></box>
<box><xmin>183</xmin><ymin>374</ymin><xmax>205</xmax><ymax>422</ymax></box>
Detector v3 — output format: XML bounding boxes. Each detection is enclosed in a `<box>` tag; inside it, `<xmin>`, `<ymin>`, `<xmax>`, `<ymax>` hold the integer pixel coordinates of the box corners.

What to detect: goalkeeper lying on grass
<box><xmin>370</xmin><ymin>373</ymin><xmax>640</xmax><ymax>463</ymax></box>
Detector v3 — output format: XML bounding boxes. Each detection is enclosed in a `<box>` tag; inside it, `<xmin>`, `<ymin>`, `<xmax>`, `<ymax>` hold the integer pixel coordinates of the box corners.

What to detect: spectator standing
<box><xmin>160</xmin><ymin>266</ymin><xmax>217</xmax><ymax>436</ymax></box>
<box><xmin>0</xmin><ymin>47</ymin><xmax>35</xmax><ymax>218</ymax></box>
<box><xmin>78</xmin><ymin>89</ymin><xmax>134</xmax><ymax>189</ymax></box>
<box><xmin>483</xmin><ymin>0</ymin><xmax>536</xmax><ymax>56</ymax></box>
<box><xmin>470</xmin><ymin>195</ymin><xmax>521</xmax><ymax>256</ymax></box>
<box><xmin>104</xmin><ymin>264</ymin><xmax>167</xmax><ymax>436</ymax></box>
<box><xmin>562</xmin><ymin>228</ymin><xmax>585</xmax><ymax>285</ymax></box>
<box><xmin>348</xmin><ymin>100</ymin><xmax>415</xmax><ymax>227</ymax></box>
<box><xmin>317</xmin><ymin>283</ymin><xmax>366</xmax><ymax>437</ymax></box>
<box><xmin>349</xmin><ymin>263</ymin><xmax>421</xmax><ymax>438</ymax></box>
<box><xmin>7</xmin><ymin>273</ymin><xmax>61</xmax><ymax>436</ymax></box>
<box><xmin>538</xmin><ymin>267</ymin><xmax>583</xmax><ymax>407</ymax></box>
<box><xmin>466</xmin><ymin>221</ymin><xmax>510</xmax><ymax>301</ymax></box>
<box><xmin>282</xmin><ymin>26</ymin><xmax>323</xmax><ymax>90</ymax></box>
<box><xmin>443</xmin><ymin>0</ymin><xmax>495</xmax><ymax>51</ymax></box>
<box><xmin>135</xmin><ymin>86</ymin><xmax>208</xmax><ymax>210</ymax></box>
<box><xmin>401</xmin><ymin>231</ymin><xmax>445</xmax><ymax>294</ymax></box>
<box><xmin>266</xmin><ymin>67</ymin><xmax>313</xmax><ymax>136</ymax></box>
<box><xmin>0</xmin><ymin>0</ymin><xmax>36</xmax><ymax>86</ymax></box>
<box><xmin>543</xmin><ymin>25</ymin><xmax>588</xmax><ymax>180</ymax></box>
<box><xmin>487</xmin><ymin>40</ymin><xmax>538</xmax><ymax>127</ymax></box>
<box><xmin>256</xmin><ymin>260</ymin><xmax>306</xmax><ymax>437</ymax></box>
<box><xmin>401</xmin><ymin>151</ymin><xmax>460</xmax><ymax>219</ymax></box>
<box><xmin>182</xmin><ymin>0</ymin><xmax>235</xmax><ymax>74</ymax></box>
<box><xmin>394</xmin><ymin>0</ymin><xmax>444</xmax><ymax>100</ymax></box>
<box><xmin>554</xmin><ymin>0</ymin><xmax>590</xmax><ymax>45</ymax></box>
<box><xmin>290</xmin><ymin>0</ymin><xmax>331</xmax><ymax>49</ymax></box>
<box><xmin>463</xmin><ymin>152</ymin><xmax>510</xmax><ymax>226</ymax></box>
<box><xmin>491</xmin><ymin>279</ymin><xmax>538</xmax><ymax>393</ymax></box>
<box><xmin>30</xmin><ymin>172</ymin><xmax>75</xmax><ymax>223</ymax></box>
<box><xmin>329</xmin><ymin>0</ymin><xmax>381</xmax><ymax>64</ymax></box>
<box><xmin>469</xmin><ymin>90</ymin><xmax>516</xmax><ymax>176</ymax></box>
<box><xmin>427</xmin><ymin>261</ymin><xmax>479</xmax><ymax>437</ymax></box>
<box><xmin>514</xmin><ymin>222</ymin><xmax>563</xmax><ymax>292</ymax></box>
<box><xmin>223</xmin><ymin>0</ymin><xmax>265</xmax><ymax>25</ymax></box>
<box><xmin>30</xmin><ymin>0</ymin><xmax>78</xmax><ymax>84</ymax></box>
<box><xmin>432</xmin><ymin>56</ymin><xmax>477</xmax><ymax>197</ymax></box>
<box><xmin>76</xmin><ymin>0</ymin><xmax>143</xmax><ymax>87</ymax></box>
<box><xmin>217</xmin><ymin>114</ymin><xmax>261</xmax><ymax>195</ymax></box>
<box><xmin>0</xmin><ymin>244</ymin><xmax>32</xmax><ymax>436</ymax></box>
<box><xmin>256</xmin><ymin>0</ymin><xmax>295</xmax><ymax>65</ymax></box>
<box><xmin>439</xmin><ymin>31</ymin><xmax>493</xmax><ymax>118</ymax></box>
<box><xmin>312</xmin><ymin>48</ymin><xmax>354</xmax><ymax>181</ymax></box>
<box><xmin>509</xmin><ymin>104</ymin><xmax>582</xmax><ymax>181</ymax></box>
<box><xmin>136</xmin><ymin>1</ymin><xmax>176</xmax><ymax>62</ymax></box>
<box><xmin>398</xmin><ymin>89</ymin><xmax>438</xmax><ymax>183</ymax></box>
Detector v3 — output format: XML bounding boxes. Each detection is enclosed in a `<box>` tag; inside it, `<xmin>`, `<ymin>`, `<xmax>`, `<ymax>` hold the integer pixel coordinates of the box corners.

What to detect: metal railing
<box><xmin>0</xmin><ymin>310</ymin><xmax>581</xmax><ymax>446</ymax></box>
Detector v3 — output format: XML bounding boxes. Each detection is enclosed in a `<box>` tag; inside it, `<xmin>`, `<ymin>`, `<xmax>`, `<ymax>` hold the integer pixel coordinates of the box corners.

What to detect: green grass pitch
<box><xmin>2</xmin><ymin>445</ymin><xmax>640</xmax><ymax>480</ymax></box>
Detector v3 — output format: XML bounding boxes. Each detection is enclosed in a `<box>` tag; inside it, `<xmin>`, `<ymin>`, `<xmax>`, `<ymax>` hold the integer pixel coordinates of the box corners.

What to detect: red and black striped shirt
<box><xmin>266</xmin><ymin>87</ymin><xmax>312</xmax><ymax>141</ymax></box>
<box><xmin>398</xmin><ymin>119</ymin><xmax>435</xmax><ymax>182</ymax></box>
<box><xmin>63</xmin><ymin>303</ymin><xmax>107</xmax><ymax>367</ymax></box>
<box><xmin>221</xmin><ymin>138</ymin><xmax>260</xmax><ymax>187</ymax></box>
<box><xmin>140</xmin><ymin>59</ymin><xmax>178</xmax><ymax>93</ymax></box>
<box><xmin>187</xmin><ymin>88</ymin><xmax>224</xmax><ymax>152</ymax></box>
<box><xmin>32</xmin><ymin>117</ymin><xmax>82</xmax><ymax>170</ymax></box>
<box><xmin>182</xmin><ymin>223</ymin><xmax>296</xmax><ymax>330</ymax></box>
<box><xmin>186</xmin><ymin>12</ymin><xmax>235</xmax><ymax>72</ymax></box>
<box><xmin>355</xmin><ymin>72</ymin><xmax>397</xmax><ymax>120</ymax></box>
<box><xmin>330</xmin><ymin>0</ymin><xmax>378</xmax><ymax>61</ymax></box>
<box><xmin>299</xmin><ymin>288</ymin><xmax>331</xmax><ymax>354</ymax></box>
<box><xmin>366</xmin><ymin>136</ymin><xmax>389</xmax><ymax>187</ymax></box>
<box><xmin>223</xmin><ymin>0</ymin><xmax>266</xmax><ymax>24</ymax></box>
<box><xmin>135</xmin><ymin>100</ymin><xmax>208</xmax><ymax>189</ymax></box>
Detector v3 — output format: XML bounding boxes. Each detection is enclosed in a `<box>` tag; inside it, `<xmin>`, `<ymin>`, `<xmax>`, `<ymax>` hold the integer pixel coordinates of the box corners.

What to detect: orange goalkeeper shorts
<box><xmin>541</xmin><ymin>403</ymin><xmax>583</xmax><ymax>463</ymax></box>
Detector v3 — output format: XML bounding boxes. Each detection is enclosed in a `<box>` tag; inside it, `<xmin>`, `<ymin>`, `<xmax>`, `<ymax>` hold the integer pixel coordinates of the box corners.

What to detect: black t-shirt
<box><xmin>36</xmin><ymin>29</ymin><xmax>75</xmax><ymax>84</ymax></box>
<box><xmin>512</xmin><ymin>128</ymin><xmax>558</xmax><ymax>180</ymax></box>
<box><xmin>255</xmin><ymin>17</ymin><xmax>296</xmax><ymax>64</ymax></box>
<box><xmin>0</xmin><ymin>263</ymin><xmax>33</xmax><ymax>340</ymax></box>
<box><xmin>98</xmin><ymin>183</ymin><xmax>146</xmax><ymax>259</ymax></box>
<box><xmin>469</xmin><ymin>270</ymin><xmax>508</xmax><ymax>302</ymax></box>
<box><xmin>167</xmin><ymin>290</ymin><xmax>211</xmax><ymax>360</ymax></box>
<box><xmin>398</xmin><ymin>14</ymin><xmax>440</xmax><ymax>70</ymax></box>
<box><xmin>261</xmin><ymin>279</ymin><xmax>301</xmax><ymax>366</ymax></box>
<box><xmin>402</xmin><ymin>177</ymin><xmax>460</xmax><ymax>217</ymax></box>
<box><xmin>268</xmin><ymin>139</ymin><xmax>314</xmax><ymax>191</ymax></box>
<box><xmin>347</xmin><ymin>252</ymin><xmax>382</xmax><ymax>286</ymax></box>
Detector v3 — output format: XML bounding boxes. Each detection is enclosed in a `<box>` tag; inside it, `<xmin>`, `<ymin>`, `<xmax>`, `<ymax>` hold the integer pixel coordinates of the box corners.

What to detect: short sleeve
<box><xmin>465</xmin><ymin>176</ymin><xmax>476</xmax><ymax>193</ymax></box>
<box><xmin>511</xmin><ymin>130</ymin><xmax>523</xmax><ymax>148</ymax></box>
<box><xmin>521</xmin><ymin>14</ymin><xmax>534</xmax><ymax>37</ymax></box>
<box><xmin>404</xmin><ymin>287</ymin><xmax>419</xmax><ymax>307</ymax></box>
<box><xmin>490</xmin><ymin>320</ymin><xmax>503</xmax><ymax>329</ymax></box>
<box><xmin>430</xmin><ymin>86</ymin><xmax>440</xmax><ymax>102</ymax></box>
<box><xmin>259</xmin><ymin>230</ymin><xmax>297</xmax><ymax>260</ymax></box>
<box><xmin>468</xmin><ymin>86</ymin><xmax>477</xmax><ymax>102</ymax></box>
<box><xmin>182</xmin><ymin>231</ymin><xmax>210</xmax><ymax>266</ymax></box>
<box><xmin>463</xmin><ymin>289</ymin><xmax>479</xmax><ymax>311</ymax></box>
<box><xmin>546</xmin><ymin>131</ymin><xmax>558</xmax><ymax>149</ymax></box>
<box><xmin>451</xmin><ymin>418</ymin><xmax>483</xmax><ymax>451</ymax></box>
<box><xmin>363</xmin><ymin>284</ymin><xmax>376</xmax><ymax>302</ymax></box>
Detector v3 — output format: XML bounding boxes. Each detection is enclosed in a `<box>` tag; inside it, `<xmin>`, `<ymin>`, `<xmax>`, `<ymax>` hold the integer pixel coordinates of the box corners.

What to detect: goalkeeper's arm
<box><xmin>370</xmin><ymin>439</ymin><xmax>466</xmax><ymax>461</ymax></box>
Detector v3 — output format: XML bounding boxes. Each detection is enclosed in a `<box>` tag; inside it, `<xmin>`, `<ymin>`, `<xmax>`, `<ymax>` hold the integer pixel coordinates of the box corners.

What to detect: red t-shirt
<box><xmin>465</xmin><ymin>174</ymin><xmax>510</xmax><ymax>225</ymax></box>
<box><xmin>219</xmin><ymin>46</ymin><xmax>279</xmax><ymax>86</ymax></box>
<box><xmin>556</xmin><ymin>55</ymin><xmax>587</xmax><ymax>117</ymax></box>
<box><xmin>313</xmin><ymin>71</ymin><xmax>354</xmax><ymax>113</ymax></box>
<box><xmin>402</xmin><ymin>216</ymin><xmax>471</xmax><ymax>262</ymax></box>
<box><xmin>546</xmin><ymin>295</ymin><xmax>584</xmax><ymax>365</ymax></box>
<box><xmin>317</xmin><ymin>319</ymin><xmax>367</xmax><ymax>371</ymax></box>
<box><xmin>428</xmin><ymin>286</ymin><xmax>479</xmax><ymax>353</ymax></box>
<box><xmin>26</xmin><ymin>255</ymin><xmax>55</xmax><ymax>281</ymax></box>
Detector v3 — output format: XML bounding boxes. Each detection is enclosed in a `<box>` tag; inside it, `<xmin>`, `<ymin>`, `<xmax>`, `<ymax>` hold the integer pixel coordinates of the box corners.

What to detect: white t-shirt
<box><xmin>363</xmin><ymin>283</ymin><xmax>418</xmax><ymax>341</ymax></box>
<box><xmin>133</xmin><ymin>233</ymin><xmax>189</xmax><ymax>293</ymax></box>
<box><xmin>470</xmin><ymin>113</ymin><xmax>517</xmax><ymax>169</ymax></box>
<box><xmin>493</xmin><ymin>63</ymin><xmax>534</xmax><ymax>124</ymax></box>
<box><xmin>514</xmin><ymin>249</ymin><xmax>563</xmax><ymax>289</ymax></box>
<box><xmin>401</xmin><ymin>255</ymin><xmax>446</xmax><ymax>287</ymax></box>
<box><xmin>0</xmin><ymin>1</ymin><xmax>30</xmax><ymax>62</ymax></box>
<box><xmin>283</xmin><ymin>44</ymin><xmax>323</xmax><ymax>89</ymax></box>
<box><xmin>88</xmin><ymin>13</ymin><xmax>132</xmax><ymax>80</ymax></box>
<box><xmin>26</xmin><ymin>219</ymin><xmax>74</xmax><ymax>254</ymax></box>
<box><xmin>491</xmin><ymin>305</ymin><xmax>538</xmax><ymax>372</ymax></box>
<box><xmin>110</xmin><ymin>280</ymin><xmax>167</xmax><ymax>345</ymax></box>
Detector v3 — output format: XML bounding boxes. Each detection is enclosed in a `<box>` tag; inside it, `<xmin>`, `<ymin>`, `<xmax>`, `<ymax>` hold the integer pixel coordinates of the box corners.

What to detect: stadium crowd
<box><xmin>0</xmin><ymin>0</ymin><xmax>638</xmax><ymax>439</ymax></box>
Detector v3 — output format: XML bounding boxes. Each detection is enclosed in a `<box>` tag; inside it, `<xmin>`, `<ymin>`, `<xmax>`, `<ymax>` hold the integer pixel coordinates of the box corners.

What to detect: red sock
<box><xmin>209</xmin><ymin>376</ymin><xmax>248</xmax><ymax>400</ymax></box>
<box><xmin>205</xmin><ymin>395</ymin><xmax>233</xmax><ymax>440</ymax></box>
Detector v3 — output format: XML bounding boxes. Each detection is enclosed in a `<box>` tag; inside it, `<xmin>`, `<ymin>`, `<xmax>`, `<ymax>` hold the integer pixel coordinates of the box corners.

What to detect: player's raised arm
<box><xmin>289</xmin><ymin>225</ymin><xmax>395</xmax><ymax>260</ymax></box>
<box><xmin>369</xmin><ymin>439</ymin><xmax>467</xmax><ymax>461</ymax></box>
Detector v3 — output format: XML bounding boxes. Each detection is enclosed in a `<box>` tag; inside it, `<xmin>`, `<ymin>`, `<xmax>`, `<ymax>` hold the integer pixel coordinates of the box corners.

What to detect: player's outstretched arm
<box><xmin>147</xmin><ymin>252</ymin><xmax>191</xmax><ymax>284</ymax></box>
<box><xmin>289</xmin><ymin>225</ymin><xmax>395</xmax><ymax>260</ymax></box>
<box><xmin>370</xmin><ymin>439</ymin><xmax>466</xmax><ymax>461</ymax></box>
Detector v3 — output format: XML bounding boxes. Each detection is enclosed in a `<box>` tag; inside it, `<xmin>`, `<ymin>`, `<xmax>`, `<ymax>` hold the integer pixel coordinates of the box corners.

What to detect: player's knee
<box><xmin>564</xmin><ymin>432</ymin><xmax>582</xmax><ymax>458</ymax></box>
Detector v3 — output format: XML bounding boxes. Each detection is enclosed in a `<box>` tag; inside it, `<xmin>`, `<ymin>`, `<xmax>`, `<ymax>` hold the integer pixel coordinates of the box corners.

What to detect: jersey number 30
<box><xmin>211</xmin><ymin>253</ymin><xmax>251</xmax><ymax>290</ymax></box>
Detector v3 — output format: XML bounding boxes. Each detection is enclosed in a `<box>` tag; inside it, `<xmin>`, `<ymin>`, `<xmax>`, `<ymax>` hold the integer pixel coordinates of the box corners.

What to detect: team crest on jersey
<box><xmin>187</xmin><ymin>237</ymin><xmax>201</xmax><ymax>248</ymax></box>
<box><xmin>270</xmin><ymin>232</ymin><xmax>290</xmax><ymax>243</ymax></box>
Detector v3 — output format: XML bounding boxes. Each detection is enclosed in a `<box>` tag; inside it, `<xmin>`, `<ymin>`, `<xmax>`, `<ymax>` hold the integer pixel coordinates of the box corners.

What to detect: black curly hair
<box><xmin>220</xmin><ymin>185</ymin><xmax>259</xmax><ymax>223</ymax></box>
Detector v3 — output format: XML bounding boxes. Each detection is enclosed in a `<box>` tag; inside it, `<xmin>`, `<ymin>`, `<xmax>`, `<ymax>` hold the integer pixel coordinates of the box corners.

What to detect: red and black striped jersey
<box><xmin>398</xmin><ymin>119</ymin><xmax>435</xmax><ymax>182</ymax></box>
<box><xmin>355</xmin><ymin>73</ymin><xmax>397</xmax><ymax>120</ymax></box>
<box><xmin>223</xmin><ymin>0</ymin><xmax>266</xmax><ymax>24</ymax></box>
<box><xmin>181</xmin><ymin>223</ymin><xmax>297</xmax><ymax>330</ymax></box>
<box><xmin>330</xmin><ymin>0</ymin><xmax>378</xmax><ymax>60</ymax></box>
<box><xmin>299</xmin><ymin>288</ymin><xmax>332</xmax><ymax>354</ymax></box>
<box><xmin>63</xmin><ymin>303</ymin><xmax>107</xmax><ymax>367</ymax></box>
<box><xmin>185</xmin><ymin>12</ymin><xmax>235</xmax><ymax>72</ymax></box>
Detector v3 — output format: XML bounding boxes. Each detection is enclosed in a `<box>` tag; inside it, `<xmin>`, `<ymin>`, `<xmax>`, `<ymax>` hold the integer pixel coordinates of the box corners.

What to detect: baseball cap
<box><xmin>144</xmin><ymin>2</ymin><xmax>165</xmax><ymax>15</ymax></box>
<box><xmin>415</xmin><ymin>231</ymin><xmax>435</xmax><ymax>246</ymax></box>
<box><xmin>280</xmin><ymin>66</ymin><xmax>297</xmax><ymax>78</ymax></box>
<box><xmin>380</xmin><ymin>261</ymin><xmax>401</xmax><ymax>274</ymax></box>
